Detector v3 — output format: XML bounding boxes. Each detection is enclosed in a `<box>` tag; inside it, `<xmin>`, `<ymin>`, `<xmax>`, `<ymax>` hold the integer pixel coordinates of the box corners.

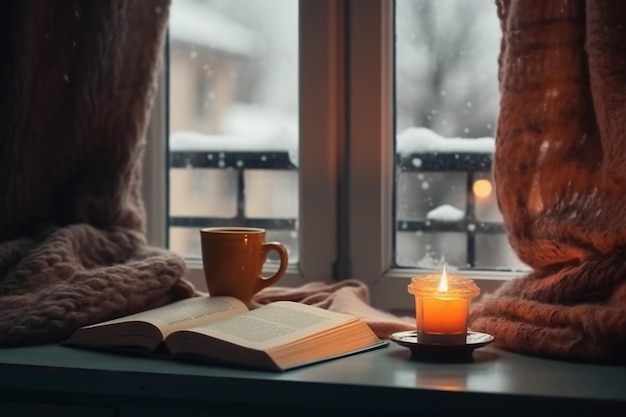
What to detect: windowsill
<box><xmin>0</xmin><ymin>343</ymin><xmax>623</xmax><ymax>416</ymax></box>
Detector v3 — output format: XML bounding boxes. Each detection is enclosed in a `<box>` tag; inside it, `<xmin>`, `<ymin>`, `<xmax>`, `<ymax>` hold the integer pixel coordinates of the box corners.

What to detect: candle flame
<box><xmin>438</xmin><ymin>264</ymin><xmax>448</xmax><ymax>293</ymax></box>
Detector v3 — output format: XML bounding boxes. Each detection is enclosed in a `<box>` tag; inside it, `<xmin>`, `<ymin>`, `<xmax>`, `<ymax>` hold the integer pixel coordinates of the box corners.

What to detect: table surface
<box><xmin>0</xmin><ymin>342</ymin><xmax>625</xmax><ymax>415</ymax></box>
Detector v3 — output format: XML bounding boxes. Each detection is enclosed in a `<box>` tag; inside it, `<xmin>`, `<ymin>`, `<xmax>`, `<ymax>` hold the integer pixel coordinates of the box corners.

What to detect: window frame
<box><xmin>144</xmin><ymin>0</ymin><xmax>517</xmax><ymax>308</ymax></box>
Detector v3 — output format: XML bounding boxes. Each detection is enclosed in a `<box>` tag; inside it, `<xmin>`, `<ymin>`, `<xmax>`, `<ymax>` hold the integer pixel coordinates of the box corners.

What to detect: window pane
<box><xmin>167</xmin><ymin>0</ymin><xmax>299</xmax><ymax>263</ymax></box>
<box><xmin>394</xmin><ymin>0</ymin><xmax>527</xmax><ymax>271</ymax></box>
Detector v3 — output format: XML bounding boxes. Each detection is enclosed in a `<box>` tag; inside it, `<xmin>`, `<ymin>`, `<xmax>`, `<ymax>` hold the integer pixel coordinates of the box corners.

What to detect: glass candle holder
<box><xmin>407</xmin><ymin>268</ymin><xmax>480</xmax><ymax>345</ymax></box>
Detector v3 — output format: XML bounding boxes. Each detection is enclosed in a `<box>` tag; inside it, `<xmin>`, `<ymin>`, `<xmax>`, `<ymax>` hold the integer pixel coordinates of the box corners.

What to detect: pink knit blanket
<box><xmin>0</xmin><ymin>0</ymin><xmax>194</xmax><ymax>346</ymax></box>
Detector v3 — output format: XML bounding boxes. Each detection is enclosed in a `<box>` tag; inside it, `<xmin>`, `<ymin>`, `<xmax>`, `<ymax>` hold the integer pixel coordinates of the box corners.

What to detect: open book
<box><xmin>64</xmin><ymin>296</ymin><xmax>388</xmax><ymax>371</ymax></box>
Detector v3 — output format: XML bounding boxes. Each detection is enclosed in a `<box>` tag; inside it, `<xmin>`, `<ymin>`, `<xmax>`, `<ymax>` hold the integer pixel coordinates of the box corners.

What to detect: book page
<box><xmin>84</xmin><ymin>296</ymin><xmax>248</xmax><ymax>337</ymax></box>
<box><xmin>180</xmin><ymin>301</ymin><xmax>357</xmax><ymax>350</ymax></box>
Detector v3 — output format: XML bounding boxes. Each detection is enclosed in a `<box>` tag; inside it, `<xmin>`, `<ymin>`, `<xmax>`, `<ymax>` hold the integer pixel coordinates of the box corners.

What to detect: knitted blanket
<box><xmin>0</xmin><ymin>0</ymin><xmax>195</xmax><ymax>346</ymax></box>
<box><xmin>468</xmin><ymin>0</ymin><xmax>626</xmax><ymax>362</ymax></box>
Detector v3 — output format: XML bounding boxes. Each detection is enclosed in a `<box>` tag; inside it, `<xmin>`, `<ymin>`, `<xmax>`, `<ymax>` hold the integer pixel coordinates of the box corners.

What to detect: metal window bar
<box><xmin>168</xmin><ymin>151</ymin><xmax>297</xmax><ymax>230</ymax></box>
<box><xmin>395</xmin><ymin>152</ymin><xmax>504</xmax><ymax>267</ymax></box>
<box><xmin>168</xmin><ymin>150</ymin><xmax>503</xmax><ymax>266</ymax></box>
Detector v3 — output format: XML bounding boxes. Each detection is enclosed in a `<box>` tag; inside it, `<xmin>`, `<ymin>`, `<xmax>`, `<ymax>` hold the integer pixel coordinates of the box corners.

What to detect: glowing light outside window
<box><xmin>472</xmin><ymin>179</ymin><xmax>492</xmax><ymax>200</ymax></box>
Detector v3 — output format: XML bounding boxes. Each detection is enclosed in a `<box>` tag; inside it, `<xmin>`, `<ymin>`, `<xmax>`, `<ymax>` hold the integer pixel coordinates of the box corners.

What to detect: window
<box><xmin>393</xmin><ymin>0</ymin><xmax>527</xmax><ymax>271</ymax></box>
<box><xmin>144</xmin><ymin>0</ymin><xmax>526</xmax><ymax>312</ymax></box>
<box><xmin>167</xmin><ymin>0</ymin><xmax>301</xmax><ymax>265</ymax></box>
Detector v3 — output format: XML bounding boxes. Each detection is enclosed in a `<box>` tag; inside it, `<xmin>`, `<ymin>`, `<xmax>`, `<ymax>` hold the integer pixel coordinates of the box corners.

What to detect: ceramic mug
<box><xmin>199</xmin><ymin>227</ymin><xmax>289</xmax><ymax>302</ymax></box>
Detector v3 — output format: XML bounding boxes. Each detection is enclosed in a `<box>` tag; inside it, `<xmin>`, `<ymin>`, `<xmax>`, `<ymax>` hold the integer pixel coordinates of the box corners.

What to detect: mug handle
<box><xmin>255</xmin><ymin>242</ymin><xmax>289</xmax><ymax>293</ymax></box>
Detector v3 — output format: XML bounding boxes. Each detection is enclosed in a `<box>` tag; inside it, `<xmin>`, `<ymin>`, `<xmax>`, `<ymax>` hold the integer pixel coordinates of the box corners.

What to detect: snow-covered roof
<box><xmin>169</xmin><ymin>131</ymin><xmax>295</xmax><ymax>153</ymax></box>
<box><xmin>169</xmin><ymin>0</ymin><xmax>258</xmax><ymax>56</ymax></box>
<box><xmin>396</xmin><ymin>127</ymin><xmax>495</xmax><ymax>154</ymax></box>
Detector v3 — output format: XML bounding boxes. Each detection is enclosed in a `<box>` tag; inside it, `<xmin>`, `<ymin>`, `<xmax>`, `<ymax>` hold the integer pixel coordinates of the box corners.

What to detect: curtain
<box><xmin>468</xmin><ymin>0</ymin><xmax>626</xmax><ymax>362</ymax></box>
<box><xmin>0</xmin><ymin>0</ymin><xmax>195</xmax><ymax>346</ymax></box>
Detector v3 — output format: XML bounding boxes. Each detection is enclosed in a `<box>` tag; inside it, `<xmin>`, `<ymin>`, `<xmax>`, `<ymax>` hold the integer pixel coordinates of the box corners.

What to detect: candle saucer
<box><xmin>390</xmin><ymin>330</ymin><xmax>494</xmax><ymax>361</ymax></box>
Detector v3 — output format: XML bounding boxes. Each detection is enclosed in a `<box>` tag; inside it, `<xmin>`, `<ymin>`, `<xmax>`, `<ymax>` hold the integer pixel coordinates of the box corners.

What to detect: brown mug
<box><xmin>199</xmin><ymin>227</ymin><xmax>289</xmax><ymax>302</ymax></box>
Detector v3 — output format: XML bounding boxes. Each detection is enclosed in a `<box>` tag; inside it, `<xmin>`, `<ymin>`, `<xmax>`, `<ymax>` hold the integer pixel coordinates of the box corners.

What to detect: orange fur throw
<box><xmin>0</xmin><ymin>0</ymin><xmax>195</xmax><ymax>346</ymax></box>
<box><xmin>468</xmin><ymin>0</ymin><xmax>626</xmax><ymax>362</ymax></box>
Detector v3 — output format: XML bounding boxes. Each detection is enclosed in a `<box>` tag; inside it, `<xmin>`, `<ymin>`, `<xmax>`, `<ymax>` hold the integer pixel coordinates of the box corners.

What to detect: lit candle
<box><xmin>407</xmin><ymin>264</ymin><xmax>480</xmax><ymax>344</ymax></box>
